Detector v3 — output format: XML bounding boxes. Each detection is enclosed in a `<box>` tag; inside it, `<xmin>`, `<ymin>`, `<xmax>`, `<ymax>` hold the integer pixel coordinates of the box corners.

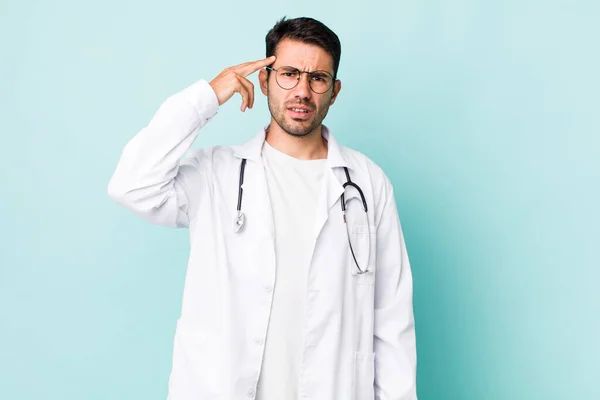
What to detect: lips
<box><xmin>288</xmin><ymin>106</ymin><xmax>311</xmax><ymax>113</ymax></box>
<box><xmin>287</xmin><ymin>105</ymin><xmax>313</xmax><ymax>120</ymax></box>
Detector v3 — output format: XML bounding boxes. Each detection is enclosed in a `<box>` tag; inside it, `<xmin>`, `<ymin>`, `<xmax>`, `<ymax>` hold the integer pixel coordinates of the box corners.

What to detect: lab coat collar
<box><xmin>233</xmin><ymin>123</ymin><xmax>351</xmax><ymax>170</ymax></box>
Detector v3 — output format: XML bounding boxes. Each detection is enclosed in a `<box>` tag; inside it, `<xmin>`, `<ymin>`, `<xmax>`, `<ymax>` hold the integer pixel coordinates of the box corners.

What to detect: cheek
<box><xmin>268</xmin><ymin>89</ymin><xmax>287</xmax><ymax>106</ymax></box>
<box><xmin>317</xmin><ymin>96</ymin><xmax>332</xmax><ymax>110</ymax></box>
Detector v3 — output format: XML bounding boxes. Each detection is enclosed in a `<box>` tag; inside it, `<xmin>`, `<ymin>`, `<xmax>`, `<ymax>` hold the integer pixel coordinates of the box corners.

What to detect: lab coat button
<box><xmin>247</xmin><ymin>387</ymin><xmax>255</xmax><ymax>397</ymax></box>
<box><xmin>265</xmin><ymin>285</ymin><xmax>273</xmax><ymax>293</ymax></box>
<box><xmin>253</xmin><ymin>337</ymin><xmax>264</xmax><ymax>345</ymax></box>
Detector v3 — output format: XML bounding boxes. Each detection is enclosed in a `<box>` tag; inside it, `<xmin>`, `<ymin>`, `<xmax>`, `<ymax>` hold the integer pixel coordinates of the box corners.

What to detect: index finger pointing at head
<box><xmin>238</xmin><ymin>56</ymin><xmax>276</xmax><ymax>77</ymax></box>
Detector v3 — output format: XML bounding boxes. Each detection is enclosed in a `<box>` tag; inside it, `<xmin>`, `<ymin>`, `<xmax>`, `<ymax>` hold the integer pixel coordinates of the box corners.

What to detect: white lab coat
<box><xmin>108</xmin><ymin>79</ymin><xmax>417</xmax><ymax>400</ymax></box>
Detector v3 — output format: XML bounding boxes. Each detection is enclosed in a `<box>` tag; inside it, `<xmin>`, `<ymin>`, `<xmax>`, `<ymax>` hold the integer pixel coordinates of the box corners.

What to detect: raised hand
<box><xmin>209</xmin><ymin>56</ymin><xmax>276</xmax><ymax>112</ymax></box>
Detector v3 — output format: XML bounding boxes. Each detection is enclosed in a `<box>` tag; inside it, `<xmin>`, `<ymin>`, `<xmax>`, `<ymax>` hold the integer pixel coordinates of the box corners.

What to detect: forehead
<box><xmin>273</xmin><ymin>38</ymin><xmax>334</xmax><ymax>72</ymax></box>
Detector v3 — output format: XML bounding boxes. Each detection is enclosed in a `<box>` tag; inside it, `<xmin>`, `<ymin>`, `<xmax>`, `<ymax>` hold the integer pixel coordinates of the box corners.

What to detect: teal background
<box><xmin>1</xmin><ymin>0</ymin><xmax>598</xmax><ymax>399</ymax></box>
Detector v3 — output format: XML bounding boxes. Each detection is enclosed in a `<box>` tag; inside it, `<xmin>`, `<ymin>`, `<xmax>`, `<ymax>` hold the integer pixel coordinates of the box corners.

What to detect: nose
<box><xmin>291</xmin><ymin>72</ymin><xmax>312</xmax><ymax>100</ymax></box>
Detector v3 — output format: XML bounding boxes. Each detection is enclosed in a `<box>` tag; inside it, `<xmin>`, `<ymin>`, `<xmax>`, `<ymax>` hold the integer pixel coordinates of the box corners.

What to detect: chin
<box><xmin>285</xmin><ymin>129</ymin><xmax>312</xmax><ymax>137</ymax></box>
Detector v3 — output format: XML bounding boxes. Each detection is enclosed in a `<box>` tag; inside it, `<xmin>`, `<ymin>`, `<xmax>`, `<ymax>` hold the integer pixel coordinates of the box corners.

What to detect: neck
<box><xmin>265</xmin><ymin>122</ymin><xmax>328</xmax><ymax>160</ymax></box>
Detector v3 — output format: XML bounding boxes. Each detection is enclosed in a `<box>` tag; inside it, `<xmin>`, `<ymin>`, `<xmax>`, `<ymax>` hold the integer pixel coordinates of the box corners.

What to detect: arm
<box><xmin>107</xmin><ymin>55</ymin><xmax>276</xmax><ymax>227</ymax></box>
<box><xmin>374</xmin><ymin>180</ymin><xmax>418</xmax><ymax>400</ymax></box>
<box><xmin>107</xmin><ymin>79</ymin><xmax>219</xmax><ymax>228</ymax></box>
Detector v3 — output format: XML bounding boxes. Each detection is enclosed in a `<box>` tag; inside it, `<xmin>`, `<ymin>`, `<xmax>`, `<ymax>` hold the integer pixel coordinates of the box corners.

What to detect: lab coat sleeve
<box><xmin>373</xmin><ymin>181</ymin><xmax>418</xmax><ymax>400</ymax></box>
<box><xmin>107</xmin><ymin>79</ymin><xmax>219</xmax><ymax>228</ymax></box>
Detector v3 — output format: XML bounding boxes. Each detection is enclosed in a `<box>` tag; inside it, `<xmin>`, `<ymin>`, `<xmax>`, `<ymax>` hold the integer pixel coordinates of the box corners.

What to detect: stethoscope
<box><xmin>233</xmin><ymin>158</ymin><xmax>371</xmax><ymax>274</ymax></box>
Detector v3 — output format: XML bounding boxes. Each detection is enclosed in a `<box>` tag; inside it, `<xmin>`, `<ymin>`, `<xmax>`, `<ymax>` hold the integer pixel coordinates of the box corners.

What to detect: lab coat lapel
<box><xmin>312</xmin><ymin>126</ymin><xmax>351</xmax><ymax>239</ymax></box>
<box><xmin>232</xmin><ymin>125</ymin><xmax>275</xmax><ymax>239</ymax></box>
<box><xmin>313</xmin><ymin>167</ymin><xmax>344</xmax><ymax>239</ymax></box>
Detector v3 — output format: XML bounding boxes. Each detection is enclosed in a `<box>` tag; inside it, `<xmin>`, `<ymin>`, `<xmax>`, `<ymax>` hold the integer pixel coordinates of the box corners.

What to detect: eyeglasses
<box><xmin>265</xmin><ymin>66</ymin><xmax>334</xmax><ymax>94</ymax></box>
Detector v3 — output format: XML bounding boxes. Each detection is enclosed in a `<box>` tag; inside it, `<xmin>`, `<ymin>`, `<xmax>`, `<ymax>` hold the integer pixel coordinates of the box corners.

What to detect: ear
<box><xmin>329</xmin><ymin>79</ymin><xmax>342</xmax><ymax>106</ymax></box>
<box><xmin>258</xmin><ymin>69</ymin><xmax>269</xmax><ymax>96</ymax></box>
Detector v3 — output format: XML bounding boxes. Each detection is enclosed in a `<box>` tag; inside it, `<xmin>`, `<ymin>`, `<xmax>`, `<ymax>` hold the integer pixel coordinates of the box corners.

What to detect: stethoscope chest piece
<box><xmin>233</xmin><ymin>212</ymin><xmax>246</xmax><ymax>233</ymax></box>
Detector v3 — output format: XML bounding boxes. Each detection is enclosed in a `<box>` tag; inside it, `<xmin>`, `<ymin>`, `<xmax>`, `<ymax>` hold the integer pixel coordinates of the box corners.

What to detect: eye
<box><xmin>279</xmin><ymin>68</ymin><xmax>299</xmax><ymax>78</ymax></box>
<box><xmin>311</xmin><ymin>73</ymin><xmax>329</xmax><ymax>81</ymax></box>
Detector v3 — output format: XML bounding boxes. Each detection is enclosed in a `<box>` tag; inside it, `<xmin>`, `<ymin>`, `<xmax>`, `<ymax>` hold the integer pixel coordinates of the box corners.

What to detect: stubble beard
<box><xmin>267</xmin><ymin>90</ymin><xmax>331</xmax><ymax>138</ymax></box>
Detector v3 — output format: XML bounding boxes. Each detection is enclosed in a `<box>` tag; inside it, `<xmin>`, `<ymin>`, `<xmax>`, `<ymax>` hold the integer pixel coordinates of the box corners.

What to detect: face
<box><xmin>259</xmin><ymin>38</ymin><xmax>342</xmax><ymax>137</ymax></box>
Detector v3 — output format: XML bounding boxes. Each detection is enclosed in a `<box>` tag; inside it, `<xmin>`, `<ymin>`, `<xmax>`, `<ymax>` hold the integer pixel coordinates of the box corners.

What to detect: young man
<box><xmin>108</xmin><ymin>17</ymin><xmax>417</xmax><ymax>400</ymax></box>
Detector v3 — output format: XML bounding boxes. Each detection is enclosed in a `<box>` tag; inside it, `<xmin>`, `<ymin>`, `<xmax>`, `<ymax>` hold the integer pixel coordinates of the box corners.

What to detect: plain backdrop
<box><xmin>1</xmin><ymin>1</ymin><xmax>598</xmax><ymax>399</ymax></box>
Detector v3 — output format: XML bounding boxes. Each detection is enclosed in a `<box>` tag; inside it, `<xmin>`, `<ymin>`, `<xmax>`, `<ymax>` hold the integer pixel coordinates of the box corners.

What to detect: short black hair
<box><xmin>265</xmin><ymin>16</ymin><xmax>341</xmax><ymax>79</ymax></box>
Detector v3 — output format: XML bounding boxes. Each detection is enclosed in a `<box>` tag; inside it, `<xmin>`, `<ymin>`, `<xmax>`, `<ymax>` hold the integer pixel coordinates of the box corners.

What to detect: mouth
<box><xmin>287</xmin><ymin>106</ymin><xmax>313</xmax><ymax>120</ymax></box>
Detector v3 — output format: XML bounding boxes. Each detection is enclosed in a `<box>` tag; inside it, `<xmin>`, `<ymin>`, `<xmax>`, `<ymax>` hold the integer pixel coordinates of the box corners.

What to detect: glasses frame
<box><xmin>265</xmin><ymin>66</ymin><xmax>335</xmax><ymax>94</ymax></box>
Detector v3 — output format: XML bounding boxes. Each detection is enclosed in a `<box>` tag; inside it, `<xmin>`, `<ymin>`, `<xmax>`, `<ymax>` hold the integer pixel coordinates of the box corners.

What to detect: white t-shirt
<box><xmin>256</xmin><ymin>140</ymin><xmax>327</xmax><ymax>400</ymax></box>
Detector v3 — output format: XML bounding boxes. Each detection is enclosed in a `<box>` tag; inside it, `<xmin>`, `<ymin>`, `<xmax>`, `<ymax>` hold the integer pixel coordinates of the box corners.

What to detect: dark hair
<box><xmin>266</xmin><ymin>17</ymin><xmax>341</xmax><ymax>79</ymax></box>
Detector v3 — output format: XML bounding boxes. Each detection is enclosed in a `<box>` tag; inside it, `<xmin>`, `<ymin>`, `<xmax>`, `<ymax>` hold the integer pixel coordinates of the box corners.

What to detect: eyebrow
<box><xmin>275</xmin><ymin>66</ymin><xmax>333</xmax><ymax>74</ymax></box>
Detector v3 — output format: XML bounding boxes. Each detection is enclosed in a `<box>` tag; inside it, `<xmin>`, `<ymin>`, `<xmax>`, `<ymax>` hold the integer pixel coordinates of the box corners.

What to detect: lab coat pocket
<box><xmin>353</xmin><ymin>351</ymin><xmax>375</xmax><ymax>400</ymax></box>
<box><xmin>349</xmin><ymin>224</ymin><xmax>377</xmax><ymax>284</ymax></box>
<box><xmin>169</xmin><ymin>319</ymin><xmax>222</xmax><ymax>397</ymax></box>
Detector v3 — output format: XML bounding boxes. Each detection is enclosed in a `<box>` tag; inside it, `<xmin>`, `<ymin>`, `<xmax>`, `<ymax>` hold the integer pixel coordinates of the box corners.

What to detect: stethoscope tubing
<box><xmin>234</xmin><ymin>159</ymin><xmax>371</xmax><ymax>274</ymax></box>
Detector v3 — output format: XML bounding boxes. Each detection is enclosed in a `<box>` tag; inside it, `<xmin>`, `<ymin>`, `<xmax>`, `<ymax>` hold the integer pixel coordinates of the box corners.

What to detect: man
<box><xmin>108</xmin><ymin>16</ymin><xmax>417</xmax><ymax>400</ymax></box>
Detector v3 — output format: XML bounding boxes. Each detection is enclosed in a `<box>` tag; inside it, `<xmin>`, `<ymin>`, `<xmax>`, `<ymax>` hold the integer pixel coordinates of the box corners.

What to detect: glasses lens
<box><xmin>273</xmin><ymin>67</ymin><xmax>334</xmax><ymax>93</ymax></box>
<box><xmin>276</xmin><ymin>67</ymin><xmax>300</xmax><ymax>90</ymax></box>
<box><xmin>309</xmin><ymin>71</ymin><xmax>333</xmax><ymax>93</ymax></box>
